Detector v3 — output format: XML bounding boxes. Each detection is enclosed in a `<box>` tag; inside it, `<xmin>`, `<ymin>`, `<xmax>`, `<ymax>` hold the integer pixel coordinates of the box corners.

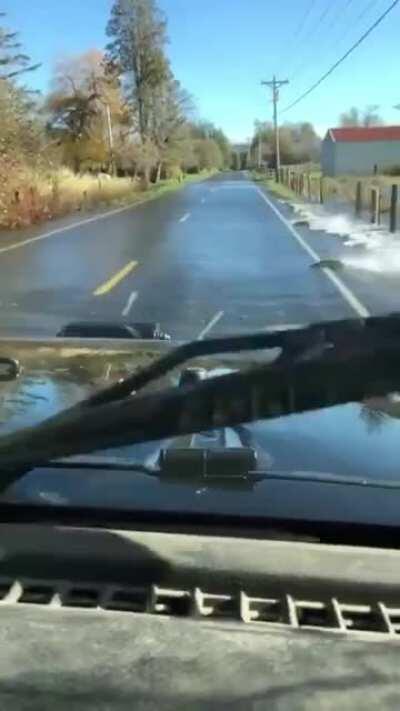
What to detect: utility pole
<box><xmin>104</xmin><ymin>103</ymin><xmax>115</xmax><ymax>175</ymax></box>
<box><xmin>261</xmin><ymin>76</ymin><xmax>289</xmax><ymax>182</ymax></box>
<box><xmin>247</xmin><ymin>139</ymin><xmax>251</xmax><ymax>169</ymax></box>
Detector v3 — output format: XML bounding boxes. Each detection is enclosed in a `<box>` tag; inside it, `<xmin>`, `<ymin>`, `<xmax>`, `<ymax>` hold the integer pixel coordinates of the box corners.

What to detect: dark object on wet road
<box><xmin>57</xmin><ymin>321</ymin><xmax>170</xmax><ymax>340</ymax></box>
<box><xmin>311</xmin><ymin>258</ymin><xmax>344</xmax><ymax>271</ymax></box>
<box><xmin>293</xmin><ymin>219</ymin><xmax>310</xmax><ymax>227</ymax></box>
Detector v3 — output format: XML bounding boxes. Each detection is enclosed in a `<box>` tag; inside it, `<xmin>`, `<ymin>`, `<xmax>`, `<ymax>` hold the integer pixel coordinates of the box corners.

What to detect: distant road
<box><xmin>0</xmin><ymin>171</ymin><xmax>399</xmax><ymax>340</ymax></box>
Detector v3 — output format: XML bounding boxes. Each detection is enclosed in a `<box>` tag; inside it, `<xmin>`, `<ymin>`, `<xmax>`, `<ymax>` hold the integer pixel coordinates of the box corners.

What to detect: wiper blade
<box><xmin>1</xmin><ymin>313</ymin><xmax>400</xmax><ymax>490</ymax></box>
<box><xmin>83</xmin><ymin>312</ymin><xmax>400</xmax><ymax>407</ymax></box>
<box><xmin>39</xmin><ymin>457</ymin><xmax>159</xmax><ymax>477</ymax></box>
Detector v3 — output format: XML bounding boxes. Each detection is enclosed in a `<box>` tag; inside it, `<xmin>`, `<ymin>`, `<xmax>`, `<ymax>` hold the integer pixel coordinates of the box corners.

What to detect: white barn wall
<box><xmin>322</xmin><ymin>138</ymin><xmax>400</xmax><ymax>176</ymax></box>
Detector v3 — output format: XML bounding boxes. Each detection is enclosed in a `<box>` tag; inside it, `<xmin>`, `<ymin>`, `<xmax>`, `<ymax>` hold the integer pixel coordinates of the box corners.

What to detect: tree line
<box><xmin>250</xmin><ymin>120</ymin><xmax>321</xmax><ymax>168</ymax></box>
<box><xmin>0</xmin><ymin>0</ymin><xmax>232</xmax><ymax>188</ymax></box>
<box><xmin>250</xmin><ymin>104</ymin><xmax>386</xmax><ymax>171</ymax></box>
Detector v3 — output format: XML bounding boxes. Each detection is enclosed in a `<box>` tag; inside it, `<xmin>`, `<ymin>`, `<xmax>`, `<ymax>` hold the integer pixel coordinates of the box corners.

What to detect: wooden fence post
<box><xmin>355</xmin><ymin>181</ymin><xmax>362</xmax><ymax>217</ymax></box>
<box><xmin>390</xmin><ymin>184</ymin><xmax>398</xmax><ymax>233</ymax></box>
<box><xmin>371</xmin><ymin>187</ymin><xmax>380</xmax><ymax>225</ymax></box>
<box><xmin>319</xmin><ymin>177</ymin><xmax>324</xmax><ymax>204</ymax></box>
<box><xmin>307</xmin><ymin>174</ymin><xmax>312</xmax><ymax>200</ymax></box>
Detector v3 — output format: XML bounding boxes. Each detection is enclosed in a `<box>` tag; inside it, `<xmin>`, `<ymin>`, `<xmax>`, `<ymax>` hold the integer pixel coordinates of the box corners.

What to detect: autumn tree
<box><xmin>0</xmin><ymin>14</ymin><xmax>41</xmax><ymax>166</ymax></box>
<box><xmin>46</xmin><ymin>50</ymin><xmax>126</xmax><ymax>172</ymax></box>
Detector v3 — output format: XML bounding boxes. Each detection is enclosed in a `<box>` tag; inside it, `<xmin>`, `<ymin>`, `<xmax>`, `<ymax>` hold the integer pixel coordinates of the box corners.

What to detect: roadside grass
<box><xmin>250</xmin><ymin>171</ymin><xmax>299</xmax><ymax>201</ymax></box>
<box><xmin>270</xmin><ymin>164</ymin><xmax>400</xmax><ymax>212</ymax></box>
<box><xmin>322</xmin><ymin>174</ymin><xmax>400</xmax><ymax>212</ymax></box>
<box><xmin>253</xmin><ymin>164</ymin><xmax>400</xmax><ymax>215</ymax></box>
<box><xmin>1</xmin><ymin>168</ymin><xmax>216</xmax><ymax>231</ymax></box>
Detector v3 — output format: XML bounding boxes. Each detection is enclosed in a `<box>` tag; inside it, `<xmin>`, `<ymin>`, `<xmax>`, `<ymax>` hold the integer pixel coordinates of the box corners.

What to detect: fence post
<box><xmin>390</xmin><ymin>184</ymin><xmax>398</xmax><ymax>233</ymax></box>
<box><xmin>355</xmin><ymin>181</ymin><xmax>362</xmax><ymax>217</ymax></box>
<box><xmin>371</xmin><ymin>187</ymin><xmax>380</xmax><ymax>225</ymax></box>
<box><xmin>319</xmin><ymin>177</ymin><xmax>324</xmax><ymax>204</ymax></box>
<box><xmin>82</xmin><ymin>190</ymin><xmax>88</xmax><ymax>211</ymax></box>
<box><xmin>307</xmin><ymin>174</ymin><xmax>312</xmax><ymax>200</ymax></box>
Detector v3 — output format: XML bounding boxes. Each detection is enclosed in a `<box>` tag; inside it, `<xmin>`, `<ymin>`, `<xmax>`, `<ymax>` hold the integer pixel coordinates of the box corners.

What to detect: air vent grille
<box><xmin>0</xmin><ymin>577</ymin><xmax>398</xmax><ymax>637</ymax></box>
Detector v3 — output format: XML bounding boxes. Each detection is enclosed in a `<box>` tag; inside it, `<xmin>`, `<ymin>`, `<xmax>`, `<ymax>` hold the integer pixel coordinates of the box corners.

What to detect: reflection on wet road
<box><xmin>0</xmin><ymin>171</ymin><xmax>399</xmax><ymax>340</ymax></box>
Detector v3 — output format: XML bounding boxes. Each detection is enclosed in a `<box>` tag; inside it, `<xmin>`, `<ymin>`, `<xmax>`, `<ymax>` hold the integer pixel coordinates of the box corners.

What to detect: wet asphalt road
<box><xmin>0</xmin><ymin>170</ymin><xmax>398</xmax><ymax>341</ymax></box>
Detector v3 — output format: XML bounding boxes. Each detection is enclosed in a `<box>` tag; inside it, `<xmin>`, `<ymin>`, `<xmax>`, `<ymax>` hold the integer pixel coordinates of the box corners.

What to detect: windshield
<box><xmin>1</xmin><ymin>1</ymin><xmax>400</xmax><ymax>522</ymax></box>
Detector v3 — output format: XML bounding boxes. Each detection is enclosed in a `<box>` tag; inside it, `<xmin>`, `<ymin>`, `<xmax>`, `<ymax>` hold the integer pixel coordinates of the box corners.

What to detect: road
<box><xmin>0</xmin><ymin>171</ymin><xmax>399</xmax><ymax>340</ymax></box>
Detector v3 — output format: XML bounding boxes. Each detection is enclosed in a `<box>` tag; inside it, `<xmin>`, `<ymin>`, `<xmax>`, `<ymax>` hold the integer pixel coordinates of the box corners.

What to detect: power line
<box><xmin>274</xmin><ymin>0</ymin><xmax>318</xmax><ymax>75</ymax></box>
<box><xmin>325</xmin><ymin>0</ymin><xmax>356</xmax><ymax>32</ymax></box>
<box><xmin>289</xmin><ymin>0</ymin><xmax>339</xmax><ymax>81</ymax></box>
<box><xmin>356</xmin><ymin>0</ymin><xmax>382</xmax><ymax>23</ymax></box>
<box><xmin>298</xmin><ymin>0</ymin><xmax>334</xmax><ymax>49</ymax></box>
<box><xmin>282</xmin><ymin>0</ymin><xmax>399</xmax><ymax>113</ymax></box>
<box><xmin>335</xmin><ymin>0</ymin><xmax>382</xmax><ymax>50</ymax></box>
<box><xmin>291</xmin><ymin>0</ymin><xmax>358</xmax><ymax>81</ymax></box>
<box><xmin>294</xmin><ymin>0</ymin><xmax>319</xmax><ymax>39</ymax></box>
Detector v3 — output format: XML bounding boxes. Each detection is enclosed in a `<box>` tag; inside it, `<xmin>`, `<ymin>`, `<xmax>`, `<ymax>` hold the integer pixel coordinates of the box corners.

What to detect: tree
<box><xmin>339</xmin><ymin>107</ymin><xmax>360</xmax><ymax>127</ymax></box>
<box><xmin>188</xmin><ymin>121</ymin><xmax>231</xmax><ymax>169</ymax></box>
<box><xmin>194</xmin><ymin>138</ymin><xmax>223</xmax><ymax>171</ymax></box>
<box><xmin>0</xmin><ymin>13</ymin><xmax>40</xmax><ymax>79</ymax></box>
<box><xmin>339</xmin><ymin>105</ymin><xmax>383</xmax><ymax>127</ymax></box>
<box><xmin>45</xmin><ymin>50</ymin><xmax>126</xmax><ymax>172</ymax></box>
<box><xmin>251</xmin><ymin>120</ymin><xmax>320</xmax><ymax>167</ymax></box>
<box><xmin>148</xmin><ymin>72</ymin><xmax>194</xmax><ymax>180</ymax></box>
<box><xmin>0</xmin><ymin>80</ymin><xmax>41</xmax><ymax>162</ymax></box>
<box><xmin>106</xmin><ymin>0</ymin><xmax>169</xmax><ymax>142</ymax></box>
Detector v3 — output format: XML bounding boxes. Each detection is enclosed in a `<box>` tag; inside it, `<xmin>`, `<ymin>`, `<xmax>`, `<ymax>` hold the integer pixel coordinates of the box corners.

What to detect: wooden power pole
<box><xmin>261</xmin><ymin>76</ymin><xmax>289</xmax><ymax>182</ymax></box>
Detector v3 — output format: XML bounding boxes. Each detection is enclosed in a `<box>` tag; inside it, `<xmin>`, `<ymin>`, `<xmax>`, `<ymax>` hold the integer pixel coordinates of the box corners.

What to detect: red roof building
<box><xmin>321</xmin><ymin>126</ymin><xmax>400</xmax><ymax>176</ymax></box>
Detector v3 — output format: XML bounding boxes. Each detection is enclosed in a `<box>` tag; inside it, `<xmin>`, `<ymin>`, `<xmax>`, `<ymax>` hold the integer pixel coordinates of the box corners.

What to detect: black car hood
<box><xmin>0</xmin><ymin>336</ymin><xmax>400</xmax><ymax>526</ymax></box>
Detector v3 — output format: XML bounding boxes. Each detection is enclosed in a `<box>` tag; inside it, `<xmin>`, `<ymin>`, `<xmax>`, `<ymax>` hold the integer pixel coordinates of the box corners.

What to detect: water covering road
<box><xmin>0</xmin><ymin>170</ymin><xmax>398</xmax><ymax>340</ymax></box>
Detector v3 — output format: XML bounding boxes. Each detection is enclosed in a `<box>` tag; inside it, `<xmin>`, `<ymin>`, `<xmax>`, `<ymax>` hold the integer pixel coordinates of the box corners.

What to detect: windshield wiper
<box><xmin>1</xmin><ymin>313</ymin><xmax>400</xmax><ymax>490</ymax></box>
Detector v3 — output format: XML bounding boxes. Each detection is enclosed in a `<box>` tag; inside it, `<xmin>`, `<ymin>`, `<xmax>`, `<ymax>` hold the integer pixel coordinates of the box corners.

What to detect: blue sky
<box><xmin>3</xmin><ymin>0</ymin><xmax>400</xmax><ymax>141</ymax></box>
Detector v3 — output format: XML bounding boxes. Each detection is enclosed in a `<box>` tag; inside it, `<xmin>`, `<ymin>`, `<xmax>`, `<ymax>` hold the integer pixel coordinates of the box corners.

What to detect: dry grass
<box><xmin>321</xmin><ymin>175</ymin><xmax>400</xmax><ymax>212</ymax></box>
<box><xmin>0</xmin><ymin>167</ymin><xmax>214</xmax><ymax>230</ymax></box>
<box><xmin>281</xmin><ymin>164</ymin><xmax>400</xmax><ymax>212</ymax></box>
<box><xmin>1</xmin><ymin>167</ymin><xmax>140</xmax><ymax>228</ymax></box>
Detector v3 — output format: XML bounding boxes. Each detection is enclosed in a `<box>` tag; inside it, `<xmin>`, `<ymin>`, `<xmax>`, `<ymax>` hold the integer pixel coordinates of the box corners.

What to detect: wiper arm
<box><xmin>1</xmin><ymin>313</ymin><xmax>400</xmax><ymax>490</ymax></box>
<box><xmin>83</xmin><ymin>312</ymin><xmax>400</xmax><ymax>407</ymax></box>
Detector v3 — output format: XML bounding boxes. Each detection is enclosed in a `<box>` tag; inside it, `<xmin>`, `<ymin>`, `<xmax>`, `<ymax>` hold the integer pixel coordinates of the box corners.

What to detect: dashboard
<box><xmin>0</xmin><ymin>522</ymin><xmax>400</xmax><ymax>709</ymax></box>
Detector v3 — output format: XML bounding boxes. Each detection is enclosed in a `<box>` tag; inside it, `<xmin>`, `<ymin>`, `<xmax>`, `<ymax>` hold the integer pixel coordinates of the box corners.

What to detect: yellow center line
<box><xmin>93</xmin><ymin>260</ymin><xmax>138</xmax><ymax>296</ymax></box>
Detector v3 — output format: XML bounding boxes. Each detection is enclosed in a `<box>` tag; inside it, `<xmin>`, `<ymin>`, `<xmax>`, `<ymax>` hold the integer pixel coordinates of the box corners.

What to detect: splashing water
<box><xmin>289</xmin><ymin>201</ymin><xmax>400</xmax><ymax>275</ymax></box>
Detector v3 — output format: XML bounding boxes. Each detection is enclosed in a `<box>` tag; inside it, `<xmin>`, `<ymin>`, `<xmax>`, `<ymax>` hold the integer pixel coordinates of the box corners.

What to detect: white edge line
<box><xmin>121</xmin><ymin>290</ymin><xmax>138</xmax><ymax>318</ymax></box>
<box><xmin>255</xmin><ymin>187</ymin><xmax>370</xmax><ymax>319</ymax></box>
<box><xmin>179</xmin><ymin>212</ymin><xmax>191</xmax><ymax>223</ymax></box>
<box><xmin>197</xmin><ymin>310</ymin><xmax>224</xmax><ymax>340</ymax></box>
<box><xmin>0</xmin><ymin>201</ymin><xmax>145</xmax><ymax>256</ymax></box>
